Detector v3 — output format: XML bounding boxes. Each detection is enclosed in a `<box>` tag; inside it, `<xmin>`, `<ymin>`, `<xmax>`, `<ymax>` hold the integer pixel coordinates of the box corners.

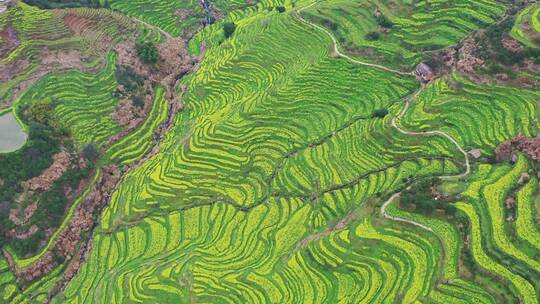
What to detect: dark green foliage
<box><xmin>132</xmin><ymin>95</ymin><xmax>145</xmax><ymax>108</ymax></box>
<box><xmin>372</xmin><ymin>108</ymin><xmax>388</xmax><ymax>118</ymax></box>
<box><xmin>135</xmin><ymin>41</ymin><xmax>159</xmax><ymax>64</ymax></box>
<box><xmin>276</xmin><ymin>6</ymin><xmax>286</xmax><ymax>13</ymax></box>
<box><xmin>82</xmin><ymin>144</ymin><xmax>100</xmax><ymax>162</ymax></box>
<box><xmin>0</xmin><ymin>123</ymin><xmax>60</xmax><ymax>204</ymax></box>
<box><xmin>115</xmin><ymin>65</ymin><xmax>144</xmax><ymax>92</ymax></box>
<box><xmin>223</xmin><ymin>22</ymin><xmax>236</xmax><ymax>39</ymax></box>
<box><xmin>365</xmin><ymin>31</ymin><xmax>380</xmax><ymax>41</ymax></box>
<box><xmin>114</xmin><ymin>64</ymin><xmax>147</xmax><ymax>108</ymax></box>
<box><xmin>376</xmin><ymin>14</ymin><xmax>393</xmax><ymax>28</ymax></box>
<box><xmin>399</xmin><ymin>177</ymin><xmax>456</xmax><ymax>215</ymax></box>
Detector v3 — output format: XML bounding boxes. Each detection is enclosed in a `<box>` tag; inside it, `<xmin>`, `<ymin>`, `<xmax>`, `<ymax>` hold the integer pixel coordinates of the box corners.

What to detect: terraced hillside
<box><xmin>0</xmin><ymin>0</ymin><xmax>539</xmax><ymax>303</ymax></box>
<box><xmin>300</xmin><ymin>0</ymin><xmax>507</xmax><ymax>69</ymax></box>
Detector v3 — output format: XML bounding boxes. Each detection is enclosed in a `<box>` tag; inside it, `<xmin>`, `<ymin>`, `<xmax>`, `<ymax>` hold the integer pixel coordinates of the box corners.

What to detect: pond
<box><xmin>0</xmin><ymin>111</ymin><xmax>27</xmax><ymax>152</ymax></box>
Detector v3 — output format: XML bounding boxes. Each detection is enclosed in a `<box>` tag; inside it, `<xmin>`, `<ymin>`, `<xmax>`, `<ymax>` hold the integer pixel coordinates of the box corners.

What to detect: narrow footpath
<box><xmin>295</xmin><ymin>1</ymin><xmax>471</xmax><ymax>231</ymax></box>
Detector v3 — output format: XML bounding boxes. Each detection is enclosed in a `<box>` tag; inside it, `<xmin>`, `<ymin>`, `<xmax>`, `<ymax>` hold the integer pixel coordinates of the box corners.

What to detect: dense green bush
<box><xmin>372</xmin><ymin>108</ymin><xmax>388</xmax><ymax>118</ymax></box>
<box><xmin>365</xmin><ymin>31</ymin><xmax>380</xmax><ymax>41</ymax></box>
<box><xmin>223</xmin><ymin>22</ymin><xmax>236</xmax><ymax>38</ymax></box>
<box><xmin>136</xmin><ymin>41</ymin><xmax>159</xmax><ymax>64</ymax></box>
<box><xmin>115</xmin><ymin>65</ymin><xmax>144</xmax><ymax>92</ymax></box>
<box><xmin>376</xmin><ymin>14</ymin><xmax>393</xmax><ymax>28</ymax></box>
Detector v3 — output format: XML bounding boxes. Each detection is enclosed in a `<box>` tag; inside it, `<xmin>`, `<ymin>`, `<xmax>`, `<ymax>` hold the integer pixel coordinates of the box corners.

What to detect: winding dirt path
<box><xmin>295</xmin><ymin>1</ymin><xmax>414</xmax><ymax>76</ymax></box>
<box><xmin>381</xmin><ymin>85</ymin><xmax>471</xmax><ymax>231</ymax></box>
<box><xmin>294</xmin><ymin>1</ymin><xmax>471</xmax><ymax>231</ymax></box>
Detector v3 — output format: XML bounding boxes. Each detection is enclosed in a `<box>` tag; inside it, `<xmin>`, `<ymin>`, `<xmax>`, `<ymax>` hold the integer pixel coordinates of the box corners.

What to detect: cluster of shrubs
<box><xmin>400</xmin><ymin>177</ymin><xmax>457</xmax><ymax>216</ymax></box>
<box><xmin>135</xmin><ymin>41</ymin><xmax>159</xmax><ymax>65</ymax></box>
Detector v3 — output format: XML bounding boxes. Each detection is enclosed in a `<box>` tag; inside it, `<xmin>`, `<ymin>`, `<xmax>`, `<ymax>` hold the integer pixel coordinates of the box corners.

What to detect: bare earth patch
<box><xmin>0</xmin><ymin>24</ymin><xmax>20</xmax><ymax>58</ymax></box>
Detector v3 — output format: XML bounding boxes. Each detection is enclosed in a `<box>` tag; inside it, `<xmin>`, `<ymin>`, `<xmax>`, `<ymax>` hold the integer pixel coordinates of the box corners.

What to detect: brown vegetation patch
<box><xmin>501</xmin><ymin>36</ymin><xmax>524</xmax><ymax>53</ymax></box>
<box><xmin>23</xmin><ymin>150</ymin><xmax>71</xmax><ymax>192</ymax></box>
<box><xmin>175</xmin><ymin>8</ymin><xmax>193</xmax><ymax>21</ymax></box>
<box><xmin>56</xmin><ymin>166</ymin><xmax>119</xmax><ymax>260</ymax></box>
<box><xmin>495</xmin><ymin>135</ymin><xmax>540</xmax><ymax>162</ymax></box>
<box><xmin>4</xmin><ymin>250</ymin><xmax>55</xmax><ymax>282</ymax></box>
<box><xmin>7</xmin><ymin>224</ymin><xmax>38</xmax><ymax>240</ymax></box>
<box><xmin>0</xmin><ymin>58</ymin><xmax>30</xmax><ymax>83</ymax></box>
<box><xmin>9</xmin><ymin>202</ymin><xmax>37</xmax><ymax>226</ymax></box>
<box><xmin>115</xmin><ymin>37</ymin><xmax>197</xmax><ymax>105</ymax></box>
<box><xmin>0</xmin><ymin>24</ymin><xmax>19</xmax><ymax>59</ymax></box>
<box><xmin>457</xmin><ymin>37</ymin><xmax>484</xmax><ymax>73</ymax></box>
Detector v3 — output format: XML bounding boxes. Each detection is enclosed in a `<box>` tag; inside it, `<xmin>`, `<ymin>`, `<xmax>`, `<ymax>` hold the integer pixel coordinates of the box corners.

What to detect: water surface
<box><xmin>0</xmin><ymin>111</ymin><xmax>27</xmax><ymax>152</ymax></box>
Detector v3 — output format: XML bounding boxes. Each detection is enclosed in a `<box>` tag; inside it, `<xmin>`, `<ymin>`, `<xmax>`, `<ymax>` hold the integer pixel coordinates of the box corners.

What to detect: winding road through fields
<box><xmin>295</xmin><ymin>1</ymin><xmax>471</xmax><ymax>231</ymax></box>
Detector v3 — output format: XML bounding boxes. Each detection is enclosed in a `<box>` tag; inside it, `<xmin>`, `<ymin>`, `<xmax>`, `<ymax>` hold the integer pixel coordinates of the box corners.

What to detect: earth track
<box><xmin>294</xmin><ymin>1</ymin><xmax>471</xmax><ymax>231</ymax></box>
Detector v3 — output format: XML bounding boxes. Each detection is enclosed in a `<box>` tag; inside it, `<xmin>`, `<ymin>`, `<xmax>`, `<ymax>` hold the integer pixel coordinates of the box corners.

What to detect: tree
<box><xmin>365</xmin><ymin>31</ymin><xmax>380</xmax><ymax>41</ymax></box>
<box><xmin>372</xmin><ymin>108</ymin><xmax>388</xmax><ymax>118</ymax></box>
<box><xmin>136</xmin><ymin>41</ymin><xmax>159</xmax><ymax>64</ymax></box>
<box><xmin>376</xmin><ymin>14</ymin><xmax>393</xmax><ymax>28</ymax></box>
<box><xmin>223</xmin><ymin>22</ymin><xmax>236</xmax><ymax>39</ymax></box>
<box><xmin>82</xmin><ymin>144</ymin><xmax>100</xmax><ymax>162</ymax></box>
<box><xmin>276</xmin><ymin>6</ymin><xmax>286</xmax><ymax>13</ymax></box>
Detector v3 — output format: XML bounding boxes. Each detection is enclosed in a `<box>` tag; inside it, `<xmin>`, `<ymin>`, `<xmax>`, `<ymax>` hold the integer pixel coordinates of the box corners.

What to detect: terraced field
<box><xmin>1</xmin><ymin>0</ymin><xmax>539</xmax><ymax>303</ymax></box>
<box><xmin>16</xmin><ymin>52</ymin><xmax>121</xmax><ymax>147</ymax></box>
